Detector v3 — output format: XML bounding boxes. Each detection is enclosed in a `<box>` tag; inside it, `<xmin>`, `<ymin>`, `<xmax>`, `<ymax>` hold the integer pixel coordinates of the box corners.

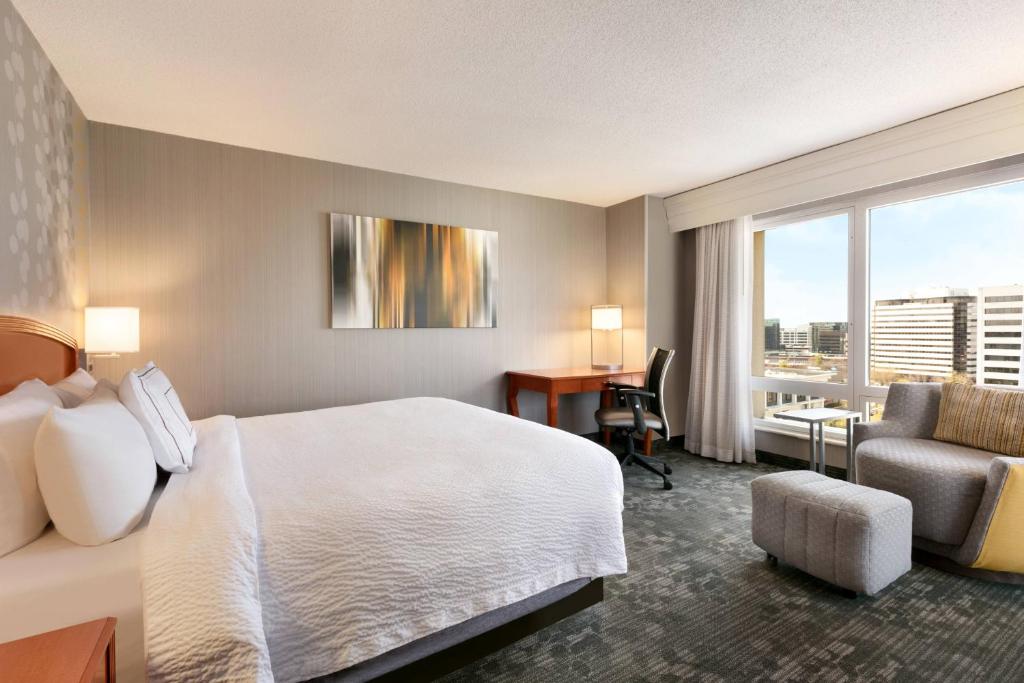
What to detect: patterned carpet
<box><xmin>442</xmin><ymin>446</ymin><xmax>1024</xmax><ymax>682</ymax></box>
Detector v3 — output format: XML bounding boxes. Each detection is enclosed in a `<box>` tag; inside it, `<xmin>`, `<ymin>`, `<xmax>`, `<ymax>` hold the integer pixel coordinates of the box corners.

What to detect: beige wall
<box><xmin>83</xmin><ymin>125</ymin><xmax>708</xmax><ymax>443</ymax></box>
<box><xmin>605</xmin><ymin>196</ymin><xmax>646</xmax><ymax>369</ymax></box>
<box><xmin>602</xmin><ymin>195</ymin><xmax>693</xmax><ymax>442</ymax></box>
<box><xmin>87</xmin><ymin>123</ymin><xmax>607</xmax><ymax>432</ymax></box>
<box><xmin>644</xmin><ymin>196</ymin><xmax>691</xmax><ymax>438</ymax></box>
<box><xmin>0</xmin><ymin>0</ymin><xmax>89</xmax><ymax>340</ymax></box>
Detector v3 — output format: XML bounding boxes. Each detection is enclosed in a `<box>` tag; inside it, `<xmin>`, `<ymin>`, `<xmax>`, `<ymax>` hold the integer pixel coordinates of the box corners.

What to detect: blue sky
<box><xmin>764</xmin><ymin>180</ymin><xmax>1024</xmax><ymax>328</ymax></box>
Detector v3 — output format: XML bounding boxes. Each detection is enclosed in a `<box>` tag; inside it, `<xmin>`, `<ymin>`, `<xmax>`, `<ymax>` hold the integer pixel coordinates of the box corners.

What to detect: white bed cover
<box><xmin>143</xmin><ymin>398</ymin><xmax>627</xmax><ymax>683</ymax></box>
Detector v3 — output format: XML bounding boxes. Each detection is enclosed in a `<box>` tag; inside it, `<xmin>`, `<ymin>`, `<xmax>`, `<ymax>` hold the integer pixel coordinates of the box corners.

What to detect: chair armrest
<box><xmin>620</xmin><ymin>389</ymin><xmax>655</xmax><ymax>433</ymax></box>
<box><xmin>605</xmin><ymin>381</ymin><xmax>640</xmax><ymax>393</ymax></box>
<box><xmin>960</xmin><ymin>457</ymin><xmax>1024</xmax><ymax>573</ymax></box>
<box><xmin>603</xmin><ymin>382</ymin><xmax>639</xmax><ymax>407</ymax></box>
<box><xmin>852</xmin><ymin>419</ymin><xmax>923</xmax><ymax>454</ymax></box>
<box><xmin>619</xmin><ymin>389</ymin><xmax>655</xmax><ymax>399</ymax></box>
<box><xmin>853</xmin><ymin>384</ymin><xmax>942</xmax><ymax>454</ymax></box>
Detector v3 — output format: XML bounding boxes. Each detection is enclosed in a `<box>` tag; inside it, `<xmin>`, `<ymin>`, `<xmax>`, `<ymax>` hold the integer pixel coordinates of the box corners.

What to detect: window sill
<box><xmin>754</xmin><ymin>420</ymin><xmax>851</xmax><ymax>447</ymax></box>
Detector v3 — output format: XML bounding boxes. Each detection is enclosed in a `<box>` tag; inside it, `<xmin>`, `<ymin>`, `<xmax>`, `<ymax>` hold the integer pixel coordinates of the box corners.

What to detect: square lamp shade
<box><xmin>591</xmin><ymin>304</ymin><xmax>623</xmax><ymax>370</ymax></box>
<box><xmin>84</xmin><ymin>307</ymin><xmax>140</xmax><ymax>355</ymax></box>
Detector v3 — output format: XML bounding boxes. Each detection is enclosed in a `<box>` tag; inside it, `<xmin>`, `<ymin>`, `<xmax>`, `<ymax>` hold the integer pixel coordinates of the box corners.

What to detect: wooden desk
<box><xmin>506</xmin><ymin>367</ymin><xmax>646</xmax><ymax>446</ymax></box>
<box><xmin>0</xmin><ymin>617</ymin><xmax>117</xmax><ymax>682</ymax></box>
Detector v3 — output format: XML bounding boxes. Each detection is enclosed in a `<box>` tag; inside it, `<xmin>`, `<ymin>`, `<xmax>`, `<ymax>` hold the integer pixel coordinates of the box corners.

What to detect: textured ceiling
<box><xmin>12</xmin><ymin>0</ymin><xmax>1024</xmax><ymax>207</ymax></box>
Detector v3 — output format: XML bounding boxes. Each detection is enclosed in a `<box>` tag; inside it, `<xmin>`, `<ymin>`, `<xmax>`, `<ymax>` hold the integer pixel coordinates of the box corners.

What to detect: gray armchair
<box><xmin>853</xmin><ymin>383</ymin><xmax>1024</xmax><ymax>581</ymax></box>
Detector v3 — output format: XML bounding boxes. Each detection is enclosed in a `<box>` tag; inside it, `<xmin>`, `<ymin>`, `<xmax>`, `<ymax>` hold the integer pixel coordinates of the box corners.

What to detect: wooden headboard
<box><xmin>0</xmin><ymin>315</ymin><xmax>78</xmax><ymax>395</ymax></box>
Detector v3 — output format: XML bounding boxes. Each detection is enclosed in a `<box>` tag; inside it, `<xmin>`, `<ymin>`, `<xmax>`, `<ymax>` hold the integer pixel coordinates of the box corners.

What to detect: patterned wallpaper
<box><xmin>0</xmin><ymin>0</ymin><xmax>88</xmax><ymax>339</ymax></box>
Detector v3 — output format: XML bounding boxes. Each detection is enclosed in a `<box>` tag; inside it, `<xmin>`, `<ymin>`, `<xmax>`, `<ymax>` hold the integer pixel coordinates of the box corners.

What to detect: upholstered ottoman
<box><xmin>751</xmin><ymin>471</ymin><xmax>912</xmax><ymax>596</ymax></box>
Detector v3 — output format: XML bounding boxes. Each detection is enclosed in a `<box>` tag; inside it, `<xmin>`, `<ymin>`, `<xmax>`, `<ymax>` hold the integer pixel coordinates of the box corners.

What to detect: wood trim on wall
<box><xmin>665</xmin><ymin>87</ymin><xmax>1024</xmax><ymax>231</ymax></box>
<box><xmin>0</xmin><ymin>314</ymin><xmax>78</xmax><ymax>394</ymax></box>
<box><xmin>0</xmin><ymin>314</ymin><xmax>77</xmax><ymax>349</ymax></box>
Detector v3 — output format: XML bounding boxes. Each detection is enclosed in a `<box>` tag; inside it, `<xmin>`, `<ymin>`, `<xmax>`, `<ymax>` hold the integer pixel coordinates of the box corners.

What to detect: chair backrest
<box><xmin>882</xmin><ymin>382</ymin><xmax>943</xmax><ymax>438</ymax></box>
<box><xmin>643</xmin><ymin>347</ymin><xmax>675</xmax><ymax>439</ymax></box>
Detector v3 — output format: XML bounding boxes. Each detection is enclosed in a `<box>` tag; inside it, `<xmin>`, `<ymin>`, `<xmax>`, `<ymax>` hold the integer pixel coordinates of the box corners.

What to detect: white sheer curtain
<box><xmin>684</xmin><ymin>217</ymin><xmax>756</xmax><ymax>463</ymax></box>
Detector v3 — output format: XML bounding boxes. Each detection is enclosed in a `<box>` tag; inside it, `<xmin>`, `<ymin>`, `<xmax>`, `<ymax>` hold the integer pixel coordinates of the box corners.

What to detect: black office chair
<box><xmin>594</xmin><ymin>347</ymin><xmax>675</xmax><ymax>490</ymax></box>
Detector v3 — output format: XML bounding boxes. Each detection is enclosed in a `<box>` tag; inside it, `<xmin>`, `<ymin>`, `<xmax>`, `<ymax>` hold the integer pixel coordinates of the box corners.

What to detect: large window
<box><xmin>869</xmin><ymin>180</ymin><xmax>1024</xmax><ymax>388</ymax></box>
<box><xmin>752</xmin><ymin>164</ymin><xmax>1024</xmax><ymax>434</ymax></box>
<box><xmin>752</xmin><ymin>212</ymin><xmax>850</xmax><ymax>422</ymax></box>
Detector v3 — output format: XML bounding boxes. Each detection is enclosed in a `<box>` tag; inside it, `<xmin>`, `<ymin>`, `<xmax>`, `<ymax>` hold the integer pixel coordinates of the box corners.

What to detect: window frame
<box><xmin>751</xmin><ymin>161</ymin><xmax>1024</xmax><ymax>438</ymax></box>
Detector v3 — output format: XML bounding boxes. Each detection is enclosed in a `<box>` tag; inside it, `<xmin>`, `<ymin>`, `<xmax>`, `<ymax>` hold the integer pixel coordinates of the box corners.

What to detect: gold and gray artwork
<box><xmin>330</xmin><ymin>213</ymin><xmax>497</xmax><ymax>328</ymax></box>
<box><xmin>1</xmin><ymin>3</ymin><xmax>77</xmax><ymax>316</ymax></box>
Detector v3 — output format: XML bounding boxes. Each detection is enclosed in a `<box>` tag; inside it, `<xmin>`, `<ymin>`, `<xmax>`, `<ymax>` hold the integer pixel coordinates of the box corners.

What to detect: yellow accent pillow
<box><xmin>933</xmin><ymin>383</ymin><xmax>1024</xmax><ymax>457</ymax></box>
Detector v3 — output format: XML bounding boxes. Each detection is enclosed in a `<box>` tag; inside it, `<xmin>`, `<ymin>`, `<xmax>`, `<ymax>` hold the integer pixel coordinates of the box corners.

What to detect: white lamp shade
<box><xmin>84</xmin><ymin>307</ymin><xmax>140</xmax><ymax>353</ymax></box>
<box><xmin>591</xmin><ymin>305</ymin><xmax>622</xmax><ymax>331</ymax></box>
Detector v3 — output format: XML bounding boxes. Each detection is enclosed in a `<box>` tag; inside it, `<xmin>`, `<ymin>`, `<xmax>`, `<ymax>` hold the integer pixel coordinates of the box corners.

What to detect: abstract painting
<box><xmin>330</xmin><ymin>213</ymin><xmax>498</xmax><ymax>328</ymax></box>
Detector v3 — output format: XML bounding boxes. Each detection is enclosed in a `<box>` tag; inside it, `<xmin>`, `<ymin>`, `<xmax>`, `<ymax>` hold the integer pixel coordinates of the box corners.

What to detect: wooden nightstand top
<box><xmin>0</xmin><ymin>617</ymin><xmax>116</xmax><ymax>682</ymax></box>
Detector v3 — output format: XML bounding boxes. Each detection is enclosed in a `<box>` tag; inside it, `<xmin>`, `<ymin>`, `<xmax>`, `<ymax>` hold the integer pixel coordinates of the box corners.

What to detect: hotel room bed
<box><xmin>0</xmin><ymin>316</ymin><xmax>627</xmax><ymax>683</ymax></box>
<box><xmin>145</xmin><ymin>398</ymin><xmax>627</xmax><ymax>682</ymax></box>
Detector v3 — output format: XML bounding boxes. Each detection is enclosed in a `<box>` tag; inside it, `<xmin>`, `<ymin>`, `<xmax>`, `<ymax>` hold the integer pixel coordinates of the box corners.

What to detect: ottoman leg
<box><xmin>766</xmin><ymin>553</ymin><xmax>778</xmax><ymax>566</ymax></box>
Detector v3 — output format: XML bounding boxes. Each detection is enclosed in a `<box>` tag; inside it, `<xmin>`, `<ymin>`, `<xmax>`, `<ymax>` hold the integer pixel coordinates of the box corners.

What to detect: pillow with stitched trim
<box><xmin>118</xmin><ymin>362</ymin><xmax>196</xmax><ymax>473</ymax></box>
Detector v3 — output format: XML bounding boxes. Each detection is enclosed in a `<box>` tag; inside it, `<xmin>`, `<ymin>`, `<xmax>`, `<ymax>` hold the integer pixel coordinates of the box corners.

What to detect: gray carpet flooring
<box><xmin>442</xmin><ymin>446</ymin><xmax>1024</xmax><ymax>682</ymax></box>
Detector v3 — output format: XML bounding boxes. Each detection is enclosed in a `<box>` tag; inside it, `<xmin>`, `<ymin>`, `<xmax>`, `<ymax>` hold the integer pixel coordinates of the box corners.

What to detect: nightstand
<box><xmin>0</xmin><ymin>617</ymin><xmax>116</xmax><ymax>682</ymax></box>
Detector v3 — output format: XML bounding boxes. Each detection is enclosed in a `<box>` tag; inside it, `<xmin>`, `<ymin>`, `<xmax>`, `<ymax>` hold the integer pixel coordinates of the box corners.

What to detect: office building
<box><xmin>780</xmin><ymin>326</ymin><xmax>811</xmax><ymax>351</ymax></box>
<box><xmin>764</xmin><ymin>319</ymin><xmax>781</xmax><ymax>351</ymax></box>
<box><xmin>870</xmin><ymin>292</ymin><xmax>976</xmax><ymax>381</ymax></box>
<box><xmin>977</xmin><ymin>285</ymin><xmax>1024</xmax><ymax>387</ymax></box>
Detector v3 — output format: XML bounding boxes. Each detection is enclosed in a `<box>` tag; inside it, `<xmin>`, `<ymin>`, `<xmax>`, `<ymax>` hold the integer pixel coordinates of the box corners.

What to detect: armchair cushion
<box><xmin>857</xmin><ymin>437</ymin><xmax>995</xmax><ymax>546</ymax></box>
<box><xmin>933</xmin><ymin>382</ymin><xmax>1024</xmax><ymax>457</ymax></box>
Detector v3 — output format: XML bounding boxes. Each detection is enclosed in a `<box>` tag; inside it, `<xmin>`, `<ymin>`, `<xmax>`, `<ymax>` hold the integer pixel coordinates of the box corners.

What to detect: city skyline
<box><xmin>763</xmin><ymin>285</ymin><xmax>1023</xmax><ymax>389</ymax></box>
<box><xmin>764</xmin><ymin>180</ymin><xmax>1024</xmax><ymax>328</ymax></box>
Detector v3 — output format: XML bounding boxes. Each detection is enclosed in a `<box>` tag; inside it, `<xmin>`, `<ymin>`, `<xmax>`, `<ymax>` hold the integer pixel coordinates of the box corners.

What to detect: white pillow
<box><xmin>51</xmin><ymin>368</ymin><xmax>98</xmax><ymax>408</ymax></box>
<box><xmin>0</xmin><ymin>380</ymin><xmax>61</xmax><ymax>556</ymax></box>
<box><xmin>119</xmin><ymin>362</ymin><xmax>196</xmax><ymax>473</ymax></box>
<box><xmin>34</xmin><ymin>384</ymin><xmax>156</xmax><ymax>546</ymax></box>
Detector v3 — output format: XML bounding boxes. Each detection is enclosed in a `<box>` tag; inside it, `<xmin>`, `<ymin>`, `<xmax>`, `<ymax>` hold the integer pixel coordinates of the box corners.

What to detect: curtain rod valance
<box><xmin>665</xmin><ymin>88</ymin><xmax>1024</xmax><ymax>233</ymax></box>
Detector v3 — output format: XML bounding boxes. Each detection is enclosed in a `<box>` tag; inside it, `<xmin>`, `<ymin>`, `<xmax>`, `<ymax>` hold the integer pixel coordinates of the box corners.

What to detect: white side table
<box><xmin>774</xmin><ymin>408</ymin><xmax>862</xmax><ymax>481</ymax></box>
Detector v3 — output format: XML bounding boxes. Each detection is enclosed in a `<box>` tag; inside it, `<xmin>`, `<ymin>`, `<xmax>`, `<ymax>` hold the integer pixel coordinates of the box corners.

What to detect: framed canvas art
<box><xmin>330</xmin><ymin>213</ymin><xmax>498</xmax><ymax>328</ymax></box>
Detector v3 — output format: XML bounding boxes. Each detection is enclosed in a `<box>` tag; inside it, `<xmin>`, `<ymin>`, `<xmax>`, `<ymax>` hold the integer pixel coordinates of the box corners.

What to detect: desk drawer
<box><xmin>579</xmin><ymin>377</ymin><xmax>611</xmax><ymax>393</ymax></box>
<box><xmin>554</xmin><ymin>379</ymin><xmax>582</xmax><ymax>393</ymax></box>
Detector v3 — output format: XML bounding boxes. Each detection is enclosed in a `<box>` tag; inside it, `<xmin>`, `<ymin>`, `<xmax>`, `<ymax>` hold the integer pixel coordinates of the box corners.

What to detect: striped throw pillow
<box><xmin>933</xmin><ymin>383</ymin><xmax>1024</xmax><ymax>457</ymax></box>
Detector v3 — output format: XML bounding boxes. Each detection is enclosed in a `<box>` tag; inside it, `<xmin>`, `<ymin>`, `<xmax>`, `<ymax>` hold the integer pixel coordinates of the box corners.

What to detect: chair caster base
<box><xmin>663</xmin><ymin>479</ymin><xmax>673</xmax><ymax>490</ymax></box>
<box><xmin>663</xmin><ymin>465</ymin><xmax>673</xmax><ymax>475</ymax></box>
